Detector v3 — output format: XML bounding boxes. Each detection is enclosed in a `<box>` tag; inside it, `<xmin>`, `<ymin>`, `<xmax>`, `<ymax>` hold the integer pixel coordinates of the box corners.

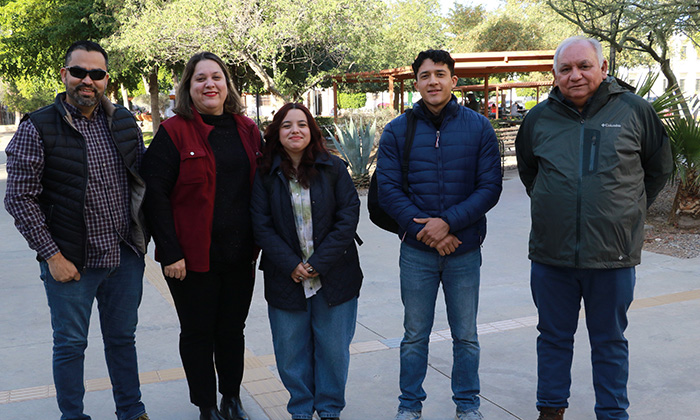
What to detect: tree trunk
<box><xmin>149</xmin><ymin>67</ymin><xmax>161</xmax><ymax>133</ymax></box>
<box><xmin>668</xmin><ymin>181</ymin><xmax>682</xmax><ymax>225</ymax></box>
<box><xmin>14</xmin><ymin>110</ymin><xmax>20</xmax><ymax>127</ymax></box>
<box><xmin>240</xmin><ymin>50</ymin><xmax>287</xmax><ymax>103</ymax></box>
<box><xmin>121</xmin><ymin>83</ymin><xmax>130</xmax><ymax>109</ymax></box>
<box><xmin>659</xmin><ymin>58</ymin><xmax>692</xmax><ymax>120</ymax></box>
<box><xmin>142</xmin><ymin>74</ymin><xmax>150</xmax><ymax>94</ymax></box>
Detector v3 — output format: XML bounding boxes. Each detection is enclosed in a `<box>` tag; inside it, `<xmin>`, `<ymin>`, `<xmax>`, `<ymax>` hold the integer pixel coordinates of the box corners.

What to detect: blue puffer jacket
<box><xmin>377</xmin><ymin>96</ymin><xmax>502</xmax><ymax>254</ymax></box>
<box><xmin>251</xmin><ymin>153</ymin><xmax>363</xmax><ymax>311</ymax></box>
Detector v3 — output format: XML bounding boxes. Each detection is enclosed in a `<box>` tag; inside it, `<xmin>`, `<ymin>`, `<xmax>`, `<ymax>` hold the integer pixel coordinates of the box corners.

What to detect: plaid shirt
<box><xmin>4</xmin><ymin>99</ymin><xmax>133</xmax><ymax>268</ymax></box>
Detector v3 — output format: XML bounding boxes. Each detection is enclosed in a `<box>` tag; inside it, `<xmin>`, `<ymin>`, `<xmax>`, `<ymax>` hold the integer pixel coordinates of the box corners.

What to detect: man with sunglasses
<box><xmin>4</xmin><ymin>40</ymin><xmax>150</xmax><ymax>420</ymax></box>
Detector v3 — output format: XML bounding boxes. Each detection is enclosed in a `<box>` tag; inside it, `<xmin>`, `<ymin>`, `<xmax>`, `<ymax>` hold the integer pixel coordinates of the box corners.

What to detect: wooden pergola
<box><xmin>454</xmin><ymin>80</ymin><xmax>554</xmax><ymax>119</ymax></box>
<box><xmin>331</xmin><ymin>50</ymin><xmax>555</xmax><ymax>120</ymax></box>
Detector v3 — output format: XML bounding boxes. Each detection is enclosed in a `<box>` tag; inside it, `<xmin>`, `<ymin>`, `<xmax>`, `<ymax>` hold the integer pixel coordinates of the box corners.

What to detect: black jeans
<box><xmin>166</xmin><ymin>259</ymin><xmax>255</xmax><ymax>408</ymax></box>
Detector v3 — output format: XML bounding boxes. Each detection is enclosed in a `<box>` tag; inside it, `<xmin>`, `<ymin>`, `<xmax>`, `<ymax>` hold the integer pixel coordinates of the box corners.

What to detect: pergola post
<box><xmin>483</xmin><ymin>77</ymin><xmax>489</xmax><ymax>118</ymax></box>
<box><xmin>495</xmin><ymin>86</ymin><xmax>500</xmax><ymax>119</ymax></box>
<box><xmin>388</xmin><ymin>75</ymin><xmax>395</xmax><ymax>112</ymax></box>
<box><xmin>400</xmin><ymin>79</ymin><xmax>405</xmax><ymax>113</ymax></box>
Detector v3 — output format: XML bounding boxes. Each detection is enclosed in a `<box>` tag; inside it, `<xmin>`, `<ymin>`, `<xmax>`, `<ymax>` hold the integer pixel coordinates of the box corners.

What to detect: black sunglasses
<box><xmin>65</xmin><ymin>66</ymin><xmax>108</xmax><ymax>81</ymax></box>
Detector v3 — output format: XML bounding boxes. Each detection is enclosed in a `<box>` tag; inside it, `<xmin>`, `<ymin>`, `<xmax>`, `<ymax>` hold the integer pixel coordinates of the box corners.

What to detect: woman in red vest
<box><xmin>141</xmin><ymin>52</ymin><xmax>261</xmax><ymax>420</ymax></box>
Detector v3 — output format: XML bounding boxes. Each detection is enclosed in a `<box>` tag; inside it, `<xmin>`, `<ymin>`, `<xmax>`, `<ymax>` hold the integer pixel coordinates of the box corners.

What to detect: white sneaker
<box><xmin>395</xmin><ymin>409</ymin><xmax>422</xmax><ymax>420</ymax></box>
<box><xmin>456</xmin><ymin>409</ymin><xmax>484</xmax><ymax>420</ymax></box>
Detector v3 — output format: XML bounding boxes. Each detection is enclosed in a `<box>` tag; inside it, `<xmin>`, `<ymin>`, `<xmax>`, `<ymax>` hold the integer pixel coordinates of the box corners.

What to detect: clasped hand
<box><xmin>414</xmin><ymin>217</ymin><xmax>462</xmax><ymax>256</ymax></box>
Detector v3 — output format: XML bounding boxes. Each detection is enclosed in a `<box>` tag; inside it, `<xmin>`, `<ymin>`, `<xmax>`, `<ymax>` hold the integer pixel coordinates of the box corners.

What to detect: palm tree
<box><xmin>637</xmin><ymin>74</ymin><xmax>700</xmax><ymax>224</ymax></box>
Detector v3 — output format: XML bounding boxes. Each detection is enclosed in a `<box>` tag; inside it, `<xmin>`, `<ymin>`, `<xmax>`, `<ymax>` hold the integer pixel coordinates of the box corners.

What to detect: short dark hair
<box><xmin>412</xmin><ymin>49</ymin><xmax>455</xmax><ymax>78</ymax></box>
<box><xmin>64</xmin><ymin>41</ymin><xmax>108</xmax><ymax>68</ymax></box>
<box><xmin>259</xmin><ymin>103</ymin><xmax>329</xmax><ymax>188</ymax></box>
<box><xmin>173</xmin><ymin>51</ymin><xmax>244</xmax><ymax>119</ymax></box>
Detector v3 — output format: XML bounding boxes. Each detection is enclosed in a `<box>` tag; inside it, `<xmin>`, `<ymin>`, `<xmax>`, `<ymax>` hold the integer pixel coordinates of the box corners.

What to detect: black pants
<box><xmin>165</xmin><ymin>259</ymin><xmax>255</xmax><ymax>408</ymax></box>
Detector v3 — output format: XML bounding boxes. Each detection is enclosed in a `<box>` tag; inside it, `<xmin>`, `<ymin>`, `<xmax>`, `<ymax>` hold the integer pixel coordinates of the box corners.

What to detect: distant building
<box><xmin>621</xmin><ymin>35</ymin><xmax>699</xmax><ymax>101</ymax></box>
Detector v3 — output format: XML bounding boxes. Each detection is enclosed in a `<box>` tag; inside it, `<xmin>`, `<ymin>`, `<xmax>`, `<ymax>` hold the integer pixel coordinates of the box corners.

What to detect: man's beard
<box><xmin>67</xmin><ymin>84</ymin><xmax>102</xmax><ymax>108</ymax></box>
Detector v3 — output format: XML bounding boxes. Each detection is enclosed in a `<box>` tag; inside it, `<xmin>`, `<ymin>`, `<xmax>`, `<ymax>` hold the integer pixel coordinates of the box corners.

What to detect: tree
<box><xmin>0</xmin><ymin>76</ymin><xmax>60</xmax><ymax>116</ymax></box>
<box><xmin>111</xmin><ymin>0</ymin><xmax>387</xmax><ymax>103</ymax></box>
<box><xmin>451</xmin><ymin>0</ymin><xmax>577</xmax><ymax>53</ymax></box>
<box><xmin>378</xmin><ymin>0</ymin><xmax>446</xmax><ymax>68</ymax></box>
<box><xmin>546</xmin><ymin>0</ymin><xmax>700</xmax><ymax>119</ymax></box>
<box><xmin>0</xmin><ymin>0</ymin><xmax>144</xmax><ymax>117</ymax></box>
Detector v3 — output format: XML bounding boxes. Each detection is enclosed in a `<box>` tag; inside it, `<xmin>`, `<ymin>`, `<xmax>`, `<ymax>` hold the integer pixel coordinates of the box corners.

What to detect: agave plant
<box><xmin>329</xmin><ymin>117</ymin><xmax>377</xmax><ymax>187</ymax></box>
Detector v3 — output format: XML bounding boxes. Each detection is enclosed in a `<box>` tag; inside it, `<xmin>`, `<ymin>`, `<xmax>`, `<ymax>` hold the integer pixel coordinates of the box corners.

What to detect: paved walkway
<box><xmin>1</xmin><ymin>125</ymin><xmax>699</xmax><ymax>420</ymax></box>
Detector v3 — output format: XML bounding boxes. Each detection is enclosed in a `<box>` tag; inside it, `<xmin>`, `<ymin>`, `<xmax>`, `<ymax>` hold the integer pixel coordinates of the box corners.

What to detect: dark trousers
<box><xmin>531</xmin><ymin>262</ymin><xmax>635</xmax><ymax>420</ymax></box>
<box><xmin>165</xmin><ymin>259</ymin><xmax>255</xmax><ymax>408</ymax></box>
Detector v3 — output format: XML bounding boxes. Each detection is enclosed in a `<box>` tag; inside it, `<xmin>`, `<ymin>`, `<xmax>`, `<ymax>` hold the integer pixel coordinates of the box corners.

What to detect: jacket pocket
<box><xmin>179</xmin><ymin>148</ymin><xmax>208</xmax><ymax>184</ymax></box>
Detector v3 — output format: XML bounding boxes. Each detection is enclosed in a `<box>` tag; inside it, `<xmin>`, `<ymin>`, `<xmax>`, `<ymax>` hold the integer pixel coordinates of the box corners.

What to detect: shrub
<box><xmin>524</xmin><ymin>100</ymin><xmax>538</xmax><ymax>110</ymax></box>
<box><xmin>338</xmin><ymin>92</ymin><xmax>367</xmax><ymax>109</ymax></box>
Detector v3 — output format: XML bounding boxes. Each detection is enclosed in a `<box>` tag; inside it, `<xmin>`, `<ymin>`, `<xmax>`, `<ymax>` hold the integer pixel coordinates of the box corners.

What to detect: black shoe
<box><xmin>200</xmin><ymin>406</ymin><xmax>226</xmax><ymax>420</ymax></box>
<box><xmin>220</xmin><ymin>396</ymin><xmax>249</xmax><ymax>420</ymax></box>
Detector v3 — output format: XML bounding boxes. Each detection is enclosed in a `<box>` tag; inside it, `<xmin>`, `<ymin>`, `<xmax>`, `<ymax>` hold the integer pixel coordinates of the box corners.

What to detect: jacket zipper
<box><xmin>575</xmin><ymin>118</ymin><xmax>584</xmax><ymax>267</ymax></box>
<box><xmin>435</xmin><ymin>130</ymin><xmax>440</xmax><ymax>148</ymax></box>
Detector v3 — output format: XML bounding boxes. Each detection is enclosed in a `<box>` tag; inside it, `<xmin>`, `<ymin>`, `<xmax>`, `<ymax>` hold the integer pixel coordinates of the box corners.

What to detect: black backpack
<box><xmin>367</xmin><ymin>109</ymin><xmax>417</xmax><ymax>233</ymax></box>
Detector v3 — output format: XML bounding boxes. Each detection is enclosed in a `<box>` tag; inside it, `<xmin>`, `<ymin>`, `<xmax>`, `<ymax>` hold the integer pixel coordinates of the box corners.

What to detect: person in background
<box><xmin>4</xmin><ymin>40</ymin><xmax>150</xmax><ymax>420</ymax></box>
<box><xmin>515</xmin><ymin>36</ymin><xmax>672</xmax><ymax>420</ymax></box>
<box><xmin>140</xmin><ymin>51</ymin><xmax>262</xmax><ymax>420</ymax></box>
<box><xmin>377</xmin><ymin>49</ymin><xmax>502</xmax><ymax>420</ymax></box>
<box><xmin>251</xmin><ymin>103</ymin><xmax>362</xmax><ymax>420</ymax></box>
<box><xmin>466</xmin><ymin>93</ymin><xmax>480</xmax><ymax>113</ymax></box>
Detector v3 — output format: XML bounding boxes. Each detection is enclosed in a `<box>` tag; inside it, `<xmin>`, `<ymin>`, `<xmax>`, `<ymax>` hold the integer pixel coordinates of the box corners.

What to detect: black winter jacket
<box><xmin>251</xmin><ymin>153</ymin><xmax>362</xmax><ymax>311</ymax></box>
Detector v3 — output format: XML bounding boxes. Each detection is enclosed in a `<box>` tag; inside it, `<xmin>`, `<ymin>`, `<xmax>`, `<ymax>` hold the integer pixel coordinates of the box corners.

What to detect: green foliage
<box><xmin>329</xmin><ymin>118</ymin><xmax>377</xmax><ymax>178</ymax></box>
<box><xmin>377</xmin><ymin>0</ymin><xmax>446</xmax><ymax>69</ymax></box>
<box><xmin>524</xmin><ymin>100</ymin><xmax>538</xmax><ymax>110</ymax></box>
<box><xmin>450</xmin><ymin>0</ymin><xmax>576</xmax><ymax>53</ymax></box>
<box><xmin>666</xmin><ymin>113</ymin><xmax>700</xmax><ymax>188</ymax></box>
<box><xmin>111</xmin><ymin>0</ymin><xmax>388</xmax><ymax>101</ymax></box>
<box><xmin>0</xmin><ymin>0</ymin><xmax>115</xmax><ymax>81</ymax></box>
<box><xmin>338</xmin><ymin>93</ymin><xmax>366</xmax><ymax>109</ymax></box>
<box><xmin>315</xmin><ymin>116</ymin><xmax>335</xmax><ymax>127</ymax></box>
<box><xmin>128</xmin><ymin>66</ymin><xmax>175</xmax><ymax>98</ymax></box>
<box><xmin>0</xmin><ymin>77</ymin><xmax>60</xmax><ymax>113</ymax></box>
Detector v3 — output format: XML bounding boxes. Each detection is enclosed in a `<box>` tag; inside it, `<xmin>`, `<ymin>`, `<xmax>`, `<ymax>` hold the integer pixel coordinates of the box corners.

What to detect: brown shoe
<box><xmin>537</xmin><ymin>407</ymin><xmax>565</xmax><ymax>420</ymax></box>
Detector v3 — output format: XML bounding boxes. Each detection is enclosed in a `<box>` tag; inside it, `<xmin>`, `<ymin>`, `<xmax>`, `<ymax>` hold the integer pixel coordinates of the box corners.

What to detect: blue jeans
<box><xmin>40</xmin><ymin>243</ymin><xmax>146</xmax><ymax>420</ymax></box>
<box><xmin>531</xmin><ymin>262</ymin><xmax>635</xmax><ymax>420</ymax></box>
<box><xmin>398</xmin><ymin>243</ymin><xmax>481</xmax><ymax>413</ymax></box>
<box><xmin>268</xmin><ymin>293</ymin><xmax>357</xmax><ymax>419</ymax></box>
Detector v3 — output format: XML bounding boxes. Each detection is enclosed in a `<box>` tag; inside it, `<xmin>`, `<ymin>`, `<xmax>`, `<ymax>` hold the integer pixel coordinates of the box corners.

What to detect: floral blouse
<box><xmin>289</xmin><ymin>178</ymin><xmax>321</xmax><ymax>298</ymax></box>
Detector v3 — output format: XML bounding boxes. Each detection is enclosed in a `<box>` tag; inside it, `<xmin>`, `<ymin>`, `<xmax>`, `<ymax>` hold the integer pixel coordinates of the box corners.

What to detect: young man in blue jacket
<box><xmin>377</xmin><ymin>49</ymin><xmax>503</xmax><ymax>420</ymax></box>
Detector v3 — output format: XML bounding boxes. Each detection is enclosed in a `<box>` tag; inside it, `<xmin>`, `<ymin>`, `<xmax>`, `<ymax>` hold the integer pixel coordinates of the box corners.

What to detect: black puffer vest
<box><xmin>26</xmin><ymin>93</ymin><xmax>148</xmax><ymax>268</ymax></box>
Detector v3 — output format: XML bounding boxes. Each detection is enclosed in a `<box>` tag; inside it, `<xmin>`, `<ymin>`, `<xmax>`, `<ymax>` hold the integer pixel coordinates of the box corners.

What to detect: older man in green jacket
<box><xmin>516</xmin><ymin>36</ymin><xmax>672</xmax><ymax>420</ymax></box>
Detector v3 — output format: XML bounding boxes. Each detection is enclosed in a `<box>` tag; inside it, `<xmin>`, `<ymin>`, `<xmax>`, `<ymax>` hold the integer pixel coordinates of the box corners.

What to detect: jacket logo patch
<box><xmin>601</xmin><ymin>123</ymin><xmax>622</xmax><ymax>128</ymax></box>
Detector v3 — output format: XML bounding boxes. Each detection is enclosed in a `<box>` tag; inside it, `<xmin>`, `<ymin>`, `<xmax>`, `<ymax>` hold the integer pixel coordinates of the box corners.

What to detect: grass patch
<box><xmin>142</xmin><ymin>131</ymin><xmax>153</xmax><ymax>146</ymax></box>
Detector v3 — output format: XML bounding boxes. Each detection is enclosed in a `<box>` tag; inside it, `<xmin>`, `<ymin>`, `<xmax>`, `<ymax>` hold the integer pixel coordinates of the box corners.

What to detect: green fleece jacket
<box><xmin>516</xmin><ymin>77</ymin><xmax>672</xmax><ymax>269</ymax></box>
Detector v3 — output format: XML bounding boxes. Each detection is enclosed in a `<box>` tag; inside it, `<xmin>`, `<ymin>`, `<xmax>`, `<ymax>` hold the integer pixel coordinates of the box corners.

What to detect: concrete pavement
<box><xmin>1</xmin><ymin>125</ymin><xmax>699</xmax><ymax>420</ymax></box>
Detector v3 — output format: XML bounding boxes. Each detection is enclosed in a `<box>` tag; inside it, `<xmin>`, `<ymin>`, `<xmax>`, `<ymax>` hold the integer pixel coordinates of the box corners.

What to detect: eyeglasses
<box><xmin>65</xmin><ymin>66</ymin><xmax>108</xmax><ymax>81</ymax></box>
